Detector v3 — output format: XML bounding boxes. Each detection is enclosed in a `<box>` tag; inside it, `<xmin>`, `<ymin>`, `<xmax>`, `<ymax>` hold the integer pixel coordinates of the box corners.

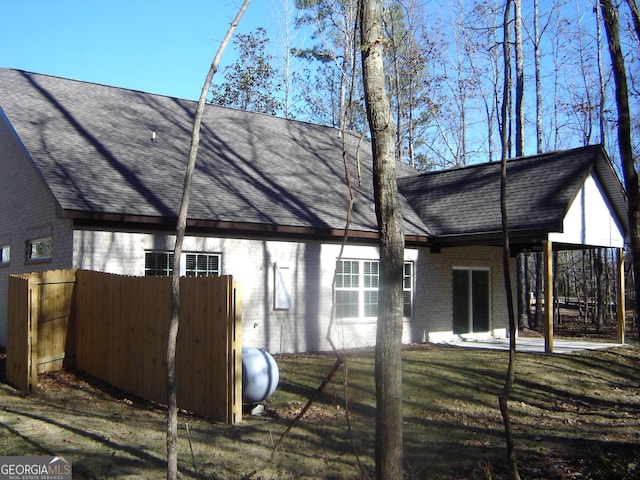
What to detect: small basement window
<box><xmin>27</xmin><ymin>237</ymin><xmax>52</xmax><ymax>261</ymax></box>
<box><xmin>0</xmin><ymin>244</ymin><xmax>10</xmax><ymax>264</ymax></box>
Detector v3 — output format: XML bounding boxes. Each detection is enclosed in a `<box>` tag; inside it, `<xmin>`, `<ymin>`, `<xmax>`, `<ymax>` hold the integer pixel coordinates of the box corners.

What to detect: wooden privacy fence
<box><xmin>7</xmin><ymin>269</ymin><xmax>243</xmax><ymax>424</ymax></box>
<box><xmin>7</xmin><ymin>269</ymin><xmax>77</xmax><ymax>392</ymax></box>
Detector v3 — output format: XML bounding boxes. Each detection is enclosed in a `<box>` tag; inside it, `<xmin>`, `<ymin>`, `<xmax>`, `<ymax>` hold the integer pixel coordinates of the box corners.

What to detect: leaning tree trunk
<box><xmin>514</xmin><ymin>0</ymin><xmax>526</xmax><ymax>331</ymax></box>
<box><xmin>600</xmin><ymin>0</ymin><xmax>640</xmax><ymax>336</ymax></box>
<box><xmin>498</xmin><ymin>0</ymin><xmax>521</xmax><ymax>478</ymax></box>
<box><xmin>359</xmin><ymin>0</ymin><xmax>406</xmax><ymax>478</ymax></box>
<box><xmin>166</xmin><ymin>3</ymin><xmax>250</xmax><ymax>479</ymax></box>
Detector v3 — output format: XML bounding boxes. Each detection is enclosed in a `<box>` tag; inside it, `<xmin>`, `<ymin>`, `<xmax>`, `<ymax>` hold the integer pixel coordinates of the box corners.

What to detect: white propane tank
<box><xmin>242</xmin><ymin>347</ymin><xmax>279</xmax><ymax>403</ymax></box>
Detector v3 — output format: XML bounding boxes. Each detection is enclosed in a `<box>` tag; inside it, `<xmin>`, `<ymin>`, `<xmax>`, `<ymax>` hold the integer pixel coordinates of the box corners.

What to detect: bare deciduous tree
<box><xmin>498</xmin><ymin>1</ymin><xmax>521</xmax><ymax>479</ymax></box>
<box><xmin>166</xmin><ymin>3</ymin><xmax>250</xmax><ymax>479</ymax></box>
<box><xmin>360</xmin><ymin>0</ymin><xmax>405</xmax><ymax>477</ymax></box>
<box><xmin>600</xmin><ymin>0</ymin><xmax>640</xmax><ymax>334</ymax></box>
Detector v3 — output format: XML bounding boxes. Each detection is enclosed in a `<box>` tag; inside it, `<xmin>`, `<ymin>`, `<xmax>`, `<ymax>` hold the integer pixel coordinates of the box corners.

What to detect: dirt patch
<box><xmin>1</xmin><ymin>344</ymin><xmax>639</xmax><ymax>479</ymax></box>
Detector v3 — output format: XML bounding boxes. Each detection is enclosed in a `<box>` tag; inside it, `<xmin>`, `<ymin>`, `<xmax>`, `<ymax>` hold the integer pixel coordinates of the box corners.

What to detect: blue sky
<box><xmin>1</xmin><ymin>1</ymin><xmax>282</xmax><ymax>101</ymax></box>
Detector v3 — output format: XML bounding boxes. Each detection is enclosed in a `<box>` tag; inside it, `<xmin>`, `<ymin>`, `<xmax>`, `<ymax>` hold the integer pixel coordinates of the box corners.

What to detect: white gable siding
<box><xmin>548</xmin><ymin>173</ymin><xmax>624</xmax><ymax>247</ymax></box>
<box><xmin>0</xmin><ymin>121</ymin><xmax>75</xmax><ymax>346</ymax></box>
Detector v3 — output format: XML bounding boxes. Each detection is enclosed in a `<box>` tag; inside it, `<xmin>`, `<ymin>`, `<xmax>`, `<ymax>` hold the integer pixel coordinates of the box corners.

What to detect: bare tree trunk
<box><xmin>498</xmin><ymin>1</ymin><xmax>521</xmax><ymax>478</ymax></box>
<box><xmin>534</xmin><ymin>0</ymin><xmax>543</xmax><ymax>154</ymax></box>
<box><xmin>166</xmin><ymin>3</ymin><xmax>250</xmax><ymax>479</ymax></box>
<box><xmin>532</xmin><ymin>0</ymin><xmax>544</xmax><ymax>328</ymax></box>
<box><xmin>600</xmin><ymin>0</ymin><xmax>640</xmax><ymax>337</ymax></box>
<box><xmin>534</xmin><ymin>253</ymin><xmax>543</xmax><ymax>329</ymax></box>
<box><xmin>514</xmin><ymin>0</ymin><xmax>524</xmax><ymax>157</ymax></box>
<box><xmin>514</xmin><ymin>0</ymin><xmax>525</xmax><ymax>331</ymax></box>
<box><xmin>552</xmin><ymin>14</ymin><xmax>562</xmax><ymax>150</ymax></box>
<box><xmin>596</xmin><ymin>249</ymin><xmax>605</xmax><ymax>332</ymax></box>
<box><xmin>517</xmin><ymin>254</ymin><xmax>527</xmax><ymax>329</ymax></box>
<box><xmin>595</xmin><ymin>3</ymin><xmax>607</xmax><ymax>146</ymax></box>
<box><xmin>360</xmin><ymin>0</ymin><xmax>405</xmax><ymax>478</ymax></box>
<box><xmin>272</xmin><ymin>0</ymin><xmax>296</xmax><ymax>119</ymax></box>
<box><xmin>625</xmin><ymin>0</ymin><xmax>640</xmax><ymax>43</ymax></box>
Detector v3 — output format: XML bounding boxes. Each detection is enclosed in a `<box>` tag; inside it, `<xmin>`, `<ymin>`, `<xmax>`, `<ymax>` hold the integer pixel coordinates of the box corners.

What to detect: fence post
<box><xmin>27</xmin><ymin>275</ymin><xmax>39</xmax><ymax>391</ymax></box>
<box><xmin>6</xmin><ymin>275</ymin><xmax>30</xmax><ymax>391</ymax></box>
<box><xmin>230</xmin><ymin>281</ymin><xmax>243</xmax><ymax>424</ymax></box>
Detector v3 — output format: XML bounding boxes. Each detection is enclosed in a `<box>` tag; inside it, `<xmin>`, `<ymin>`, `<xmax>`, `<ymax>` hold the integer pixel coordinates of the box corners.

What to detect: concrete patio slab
<box><xmin>446</xmin><ymin>337</ymin><xmax>622</xmax><ymax>354</ymax></box>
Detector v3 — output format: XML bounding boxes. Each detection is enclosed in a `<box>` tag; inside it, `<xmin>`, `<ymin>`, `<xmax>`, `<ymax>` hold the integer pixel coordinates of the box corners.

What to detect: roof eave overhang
<box><xmin>64</xmin><ymin>209</ymin><xmax>431</xmax><ymax>246</ymax></box>
<box><xmin>430</xmin><ymin>226</ymin><xmax>561</xmax><ymax>251</ymax></box>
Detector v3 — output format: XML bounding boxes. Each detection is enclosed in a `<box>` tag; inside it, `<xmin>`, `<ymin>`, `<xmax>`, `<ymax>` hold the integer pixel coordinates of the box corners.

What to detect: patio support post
<box><xmin>543</xmin><ymin>240</ymin><xmax>554</xmax><ymax>353</ymax></box>
<box><xmin>616</xmin><ymin>247</ymin><xmax>626</xmax><ymax>344</ymax></box>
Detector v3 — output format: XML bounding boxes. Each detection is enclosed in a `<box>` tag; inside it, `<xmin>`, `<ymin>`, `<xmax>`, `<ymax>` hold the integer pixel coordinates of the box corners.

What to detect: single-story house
<box><xmin>0</xmin><ymin>68</ymin><xmax>628</xmax><ymax>353</ymax></box>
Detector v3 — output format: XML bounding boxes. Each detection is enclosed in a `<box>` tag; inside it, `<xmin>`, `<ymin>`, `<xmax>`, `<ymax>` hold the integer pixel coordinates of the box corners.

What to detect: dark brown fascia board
<box><xmin>64</xmin><ymin>209</ymin><xmax>431</xmax><ymax>246</ymax></box>
<box><xmin>430</xmin><ymin>227</ymin><xmax>559</xmax><ymax>250</ymax></box>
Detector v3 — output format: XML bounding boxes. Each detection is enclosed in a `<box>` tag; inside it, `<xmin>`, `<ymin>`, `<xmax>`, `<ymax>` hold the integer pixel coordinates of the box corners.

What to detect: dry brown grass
<box><xmin>0</xmin><ymin>340</ymin><xmax>639</xmax><ymax>479</ymax></box>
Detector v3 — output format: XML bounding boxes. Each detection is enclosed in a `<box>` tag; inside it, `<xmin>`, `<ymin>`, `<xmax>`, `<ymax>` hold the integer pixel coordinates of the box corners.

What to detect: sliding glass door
<box><xmin>453</xmin><ymin>268</ymin><xmax>490</xmax><ymax>334</ymax></box>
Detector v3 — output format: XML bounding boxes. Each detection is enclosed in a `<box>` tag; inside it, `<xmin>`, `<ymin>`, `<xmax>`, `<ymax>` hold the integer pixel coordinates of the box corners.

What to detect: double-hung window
<box><xmin>145</xmin><ymin>251</ymin><xmax>174</xmax><ymax>276</ymax></box>
<box><xmin>185</xmin><ymin>253</ymin><xmax>221</xmax><ymax>277</ymax></box>
<box><xmin>145</xmin><ymin>251</ymin><xmax>221</xmax><ymax>277</ymax></box>
<box><xmin>335</xmin><ymin>259</ymin><xmax>413</xmax><ymax>320</ymax></box>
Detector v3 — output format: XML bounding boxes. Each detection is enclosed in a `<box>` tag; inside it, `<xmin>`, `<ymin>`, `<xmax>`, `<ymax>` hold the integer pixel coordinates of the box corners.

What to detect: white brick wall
<box><xmin>0</xmin><ymin>122</ymin><xmax>75</xmax><ymax>345</ymax></box>
<box><xmin>70</xmin><ymin>231</ymin><xmax>512</xmax><ymax>353</ymax></box>
<box><xmin>413</xmin><ymin>246</ymin><xmax>513</xmax><ymax>343</ymax></box>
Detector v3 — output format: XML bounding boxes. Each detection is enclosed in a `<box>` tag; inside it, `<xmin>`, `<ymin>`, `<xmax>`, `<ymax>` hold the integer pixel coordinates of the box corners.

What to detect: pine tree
<box><xmin>210</xmin><ymin>27</ymin><xmax>283</xmax><ymax>115</ymax></box>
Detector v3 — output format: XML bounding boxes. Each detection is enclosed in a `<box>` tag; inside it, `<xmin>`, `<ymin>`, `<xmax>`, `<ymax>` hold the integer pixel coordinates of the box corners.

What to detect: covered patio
<box><xmin>402</xmin><ymin>145</ymin><xmax>629</xmax><ymax>353</ymax></box>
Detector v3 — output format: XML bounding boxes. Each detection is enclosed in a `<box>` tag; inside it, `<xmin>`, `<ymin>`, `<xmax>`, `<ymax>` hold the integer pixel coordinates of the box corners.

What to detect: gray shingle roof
<box><xmin>0</xmin><ymin>68</ymin><xmax>428</xmax><ymax>238</ymax></box>
<box><xmin>398</xmin><ymin>145</ymin><xmax>628</xmax><ymax>246</ymax></box>
<box><xmin>0</xmin><ymin>68</ymin><xmax>627</xmax><ymax>246</ymax></box>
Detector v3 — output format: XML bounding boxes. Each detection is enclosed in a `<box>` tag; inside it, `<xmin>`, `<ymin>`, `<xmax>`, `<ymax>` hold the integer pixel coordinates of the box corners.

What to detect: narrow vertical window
<box><xmin>274</xmin><ymin>263</ymin><xmax>292</xmax><ymax>310</ymax></box>
<box><xmin>336</xmin><ymin>260</ymin><xmax>360</xmax><ymax>319</ymax></box>
<box><xmin>363</xmin><ymin>261</ymin><xmax>379</xmax><ymax>317</ymax></box>
<box><xmin>0</xmin><ymin>244</ymin><xmax>10</xmax><ymax>264</ymax></box>
<box><xmin>403</xmin><ymin>262</ymin><xmax>413</xmax><ymax>318</ymax></box>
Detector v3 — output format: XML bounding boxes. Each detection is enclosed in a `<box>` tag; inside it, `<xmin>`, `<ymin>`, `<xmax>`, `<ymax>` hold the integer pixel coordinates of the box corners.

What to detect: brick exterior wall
<box><xmin>71</xmin><ymin>230</ymin><xmax>511</xmax><ymax>353</ymax></box>
<box><xmin>0</xmin><ymin>121</ymin><xmax>75</xmax><ymax>345</ymax></box>
<box><xmin>414</xmin><ymin>246</ymin><xmax>512</xmax><ymax>343</ymax></box>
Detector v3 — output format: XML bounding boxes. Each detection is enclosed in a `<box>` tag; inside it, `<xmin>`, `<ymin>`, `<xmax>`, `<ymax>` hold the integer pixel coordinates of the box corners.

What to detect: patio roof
<box><xmin>398</xmin><ymin>145</ymin><xmax>628</xmax><ymax>251</ymax></box>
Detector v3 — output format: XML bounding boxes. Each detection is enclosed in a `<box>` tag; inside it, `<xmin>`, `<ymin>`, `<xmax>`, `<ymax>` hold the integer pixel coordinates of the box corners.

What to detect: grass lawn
<box><xmin>1</xmin><ymin>342</ymin><xmax>639</xmax><ymax>479</ymax></box>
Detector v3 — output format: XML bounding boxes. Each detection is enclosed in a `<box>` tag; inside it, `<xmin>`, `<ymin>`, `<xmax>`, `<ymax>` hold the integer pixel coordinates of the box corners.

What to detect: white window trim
<box><xmin>26</xmin><ymin>236</ymin><xmax>52</xmax><ymax>262</ymax></box>
<box><xmin>0</xmin><ymin>244</ymin><xmax>10</xmax><ymax>264</ymax></box>
<box><xmin>274</xmin><ymin>263</ymin><xmax>292</xmax><ymax>310</ymax></box>
<box><xmin>336</xmin><ymin>259</ymin><xmax>414</xmax><ymax>322</ymax></box>
<box><xmin>144</xmin><ymin>251</ymin><xmax>222</xmax><ymax>276</ymax></box>
<box><xmin>183</xmin><ymin>252</ymin><xmax>222</xmax><ymax>277</ymax></box>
